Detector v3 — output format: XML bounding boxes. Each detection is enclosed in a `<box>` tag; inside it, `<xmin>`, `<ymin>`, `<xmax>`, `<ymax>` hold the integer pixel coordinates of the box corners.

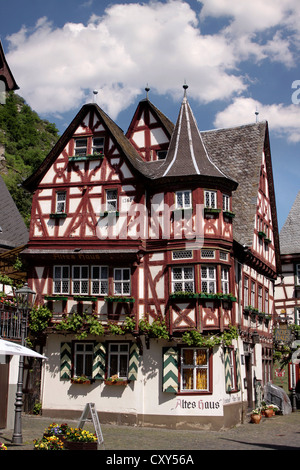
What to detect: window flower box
<box><xmin>258</xmin><ymin>231</ymin><xmax>267</xmax><ymax>238</ymax></box>
<box><xmin>199</xmin><ymin>292</ymin><xmax>216</xmax><ymax>299</ymax></box>
<box><xmin>223</xmin><ymin>210</ymin><xmax>235</xmax><ymax>219</ymax></box>
<box><xmin>169</xmin><ymin>291</ymin><xmax>198</xmax><ymax>300</ymax></box>
<box><xmin>100</xmin><ymin>211</ymin><xmax>120</xmax><ymax>217</ymax></box>
<box><xmin>44</xmin><ymin>295</ymin><xmax>69</xmax><ymax>301</ymax></box>
<box><xmin>204</xmin><ymin>207</ymin><xmax>221</xmax><ymax>216</ymax></box>
<box><xmin>104</xmin><ymin>296</ymin><xmax>135</xmax><ymax>303</ymax></box>
<box><xmin>50</xmin><ymin>212</ymin><xmax>67</xmax><ymax>219</ymax></box>
<box><xmin>69</xmin><ymin>153</ymin><xmax>104</xmax><ymax>162</ymax></box>
<box><xmin>104</xmin><ymin>376</ymin><xmax>128</xmax><ymax>386</ymax></box>
<box><xmin>71</xmin><ymin>376</ymin><xmax>91</xmax><ymax>385</ymax></box>
<box><xmin>73</xmin><ymin>295</ymin><xmax>97</xmax><ymax>301</ymax></box>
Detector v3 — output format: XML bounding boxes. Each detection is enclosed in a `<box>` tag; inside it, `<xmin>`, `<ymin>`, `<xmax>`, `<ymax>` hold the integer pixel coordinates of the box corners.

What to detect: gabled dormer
<box><xmin>126</xmin><ymin>92</ymin><xmax>174</xmax><ymax>162</ymax></box>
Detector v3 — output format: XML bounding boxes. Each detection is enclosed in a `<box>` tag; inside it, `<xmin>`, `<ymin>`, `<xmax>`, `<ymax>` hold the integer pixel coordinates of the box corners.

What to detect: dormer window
<box><xmin>74</xmin><ymin>138</ymin><xmax>87</xmax><ymax>156</ymax></box>
<box><xmin>92</xmin><ymin>137</ymin><xmax>104</xmax><ymax>155</ymax></box>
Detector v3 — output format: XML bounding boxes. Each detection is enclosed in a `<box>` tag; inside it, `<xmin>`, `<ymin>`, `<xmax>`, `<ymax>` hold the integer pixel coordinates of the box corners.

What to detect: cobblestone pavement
<box><xmin>0</xmin><ymin>411</ymin><xmax>299</xmax><ymax>452</ymax></box>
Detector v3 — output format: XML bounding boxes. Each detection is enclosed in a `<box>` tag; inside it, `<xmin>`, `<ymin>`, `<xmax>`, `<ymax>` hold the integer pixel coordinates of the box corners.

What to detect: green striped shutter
<box><xmin>93</xmin><ymin>342</ymin><xmax>106</xmax><ymax>379</ymax></box>
<box><xmin>128</xmin><ymin>343</ymin><xmax>139</xmax><ymax>381</ymax></box>
<box><xmin>224</xmin><ymin>348</ymin><xmax>232</xmax><ymax>392</ymax></box>
<box><xmin>60</xmin><ymin>342</ymin><xmax>72</xmax><ymax>380</ymax></box>
<box><xmin>162</xmin><ymin>347</ymin><xmax>178</xmax><ymax>393</ymax></box>
<box><xmin>235</xmin><ymin>348</ymin><xmax>242</xmax><ymax>391</ymax></box>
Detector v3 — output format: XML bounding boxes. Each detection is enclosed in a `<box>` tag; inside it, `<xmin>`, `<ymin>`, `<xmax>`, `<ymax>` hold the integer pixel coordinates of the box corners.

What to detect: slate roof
<box><xmin>279</xmin><ymin>190</ymin><xmax>300</xmax><ymax>255</ymax></box>
<box><xmin>0</xmin><ymin>176</ymin><xmax>28</xmax><ymax>250</ymax></box>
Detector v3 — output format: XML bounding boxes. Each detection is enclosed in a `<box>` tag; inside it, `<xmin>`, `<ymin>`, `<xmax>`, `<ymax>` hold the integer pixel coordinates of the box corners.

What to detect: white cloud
<box><xmin>214</xmin><ymin>97</ymin><xmax>300</xmax><ymax>142</ymax></box>
<box><xmin>6</xmin><ymin>1</ymin><xmax>246</xmax><ymax>118</ymax></box>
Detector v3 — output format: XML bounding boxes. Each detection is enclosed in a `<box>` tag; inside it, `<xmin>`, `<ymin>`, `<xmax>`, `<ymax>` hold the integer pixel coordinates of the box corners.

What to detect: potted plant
<box><xmin>34</xmin><ymin>435</ymin><xmax>65</xmax><ymax>450</ymax></box>
<box><xmin>250</xmin><ymin>408</ymin><xmax>262</xmax><ymax>424</ymax></box>
<box><xmin>104</xmin><ymin>374</ymin><xmax>128</xmax><ymax>386</ymax></box>
<box><xmin>64</xmin><ymin>427</ymin><xmax>97</xmax><ymax>450</ymax></box>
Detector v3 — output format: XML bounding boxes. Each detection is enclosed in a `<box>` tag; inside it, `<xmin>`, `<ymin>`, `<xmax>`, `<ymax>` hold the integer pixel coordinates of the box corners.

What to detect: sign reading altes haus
<box><xmin>172</xmin><ymin>398</ymin><xmax>223</xmax><ymax>416</ymax></box>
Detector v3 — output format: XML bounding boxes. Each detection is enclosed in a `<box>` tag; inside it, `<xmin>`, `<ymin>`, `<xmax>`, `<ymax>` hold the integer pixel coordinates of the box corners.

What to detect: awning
<box><xmin>0</xmin><ymin>338</ymin><xmax>47</xmax><ymax>359</ymax></box>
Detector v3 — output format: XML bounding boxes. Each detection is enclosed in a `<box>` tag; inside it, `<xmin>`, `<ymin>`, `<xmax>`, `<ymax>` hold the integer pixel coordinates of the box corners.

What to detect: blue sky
<box><xmin>1</xmin><ymin>0</ymin><xmax>300</xmax><ymax>231</ymax></box>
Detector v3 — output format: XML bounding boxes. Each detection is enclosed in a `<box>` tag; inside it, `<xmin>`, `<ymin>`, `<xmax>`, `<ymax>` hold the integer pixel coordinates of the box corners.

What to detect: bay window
<box><xmin>175</xmin><ymin>190</ymin><xmax>192</xmax><ymax>209</ymax></box>
<box><xmin>204</xmin><ymin>190</ymin><xmax>217</xmax><ymax>209</ymax></box>
<box><xmin>201</xmin><ymin>266</ymin><xmax>216</xmax><ymax>293</ymax></box>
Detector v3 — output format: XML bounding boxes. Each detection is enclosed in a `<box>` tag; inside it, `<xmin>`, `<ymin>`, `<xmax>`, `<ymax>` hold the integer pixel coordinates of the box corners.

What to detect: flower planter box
<box><xmin>223</xmin><ymin>211</ymin><xmax>235</xmax><ymax>219</ymax></box>
<box><xmin>69</xmin><ymin>154</ymin><xmax>104</xmax><ymax>162</ymax></box>
<box><xmin>104</xmin><ymin>296</ymin><xmax>135</xmax><ymax>303</ymax></box>
<box><xmin>73</xmin><ymin>295</ymin><xmax>97</xmax><ymax>301</ymax></box>
<box><xmin>64</xmin><ymin>441</ymin><xmax>97</xmax><ymax>450</ymax></box>
<box><xmin>50</xmin><ymin>212</ymin><xmax>67</xmax><ymax>219</ymax></box>
<box><xmin>104</xmin><ymin>379</ymin><xmax>128</xmax><ymax>386</ymax></box>
<box><xmin>71</xmin><ymin>378</ymin><xmax>91</xmax><ymax>385</ymax></box>
<box><xmin>170</xmin><ymin>292</ymin><xmax>198</xmax><ymax>300</ymax></box>
<box><xmin>204</xmin><ymin>208</ymin><xmax>221</xmax><ymax>217</ymax></box>
<box><xmin>44</xmin><ymin>295</ymin><xmax>68</xmax><ymax>301</ymax></box>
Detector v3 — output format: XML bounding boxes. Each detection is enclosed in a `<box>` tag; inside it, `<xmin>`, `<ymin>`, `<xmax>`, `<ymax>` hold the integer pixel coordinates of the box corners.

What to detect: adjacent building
<box><xmin>21</xmin><ymin>87</ymin><xmax>280</xmax><ymax>429</ymax></box>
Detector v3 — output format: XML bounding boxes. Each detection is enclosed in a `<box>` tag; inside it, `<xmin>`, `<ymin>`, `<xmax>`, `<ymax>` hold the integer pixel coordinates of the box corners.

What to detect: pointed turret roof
<box><xmin>151</xmin><ymin>86</ymin><xmax>237</xmax><ymax>189</ymax></box>
<box><xmin>279</xmin><ymin>190</ymin><xmax>300</xmax><ymax>255</ymax></box>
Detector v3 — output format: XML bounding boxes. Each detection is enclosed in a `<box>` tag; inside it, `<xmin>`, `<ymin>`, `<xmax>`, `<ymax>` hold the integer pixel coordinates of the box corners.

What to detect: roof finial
<box><xmin>145</xmin><ymin>84</ymin><xmax>150</xmax><ymax>100</ymax></box>
<box><xmin>255</xmin><ymin>106</ymin><xmax>259</xmax><ymax>123</ymax></box>
<box><xmin>183</xmin><ymin>81</ymin><xmax>188</xmax><ymax>99</ymax></box>
<box><xmin>93</xmin><ymin>90</ymin><xmax>98</xmax><ymax>103</ymax></box>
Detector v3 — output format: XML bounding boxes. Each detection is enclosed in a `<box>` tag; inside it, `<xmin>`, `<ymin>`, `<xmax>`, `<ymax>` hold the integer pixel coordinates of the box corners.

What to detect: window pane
<box><xmin>183</xmin><ymin>349</ymin><xmax>194</xmax><ymax>365</ymax></box>
<box><xmin>119</xmin><ymin>355</ymin><xmax>128</xmax><ymax>377</ymax></box>
<box><xmin>196</xmin><ymin>369</ymin><xmax>207</xmax><ymax>390</ymax></box>
<box><xmin>109</xmin><ymin>355</ymin><xmax>118</xmax><ymax>376</ymax></box>
<box><xmin>183</xmin><ymin>369</ymin><xmax>193</xmax><ymax>389</ymax></box>
<box><xmin>196</xmin><ymin>349</ymin><xmax>207</xmax><ymax>365</ymax></box>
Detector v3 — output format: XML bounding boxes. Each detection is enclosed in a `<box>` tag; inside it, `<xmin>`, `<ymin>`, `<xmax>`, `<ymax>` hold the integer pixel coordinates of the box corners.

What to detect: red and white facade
<box><xmin>22</xmin><ymin>91</ymin><xmax>280</xmax><ymax>429</ymax></box>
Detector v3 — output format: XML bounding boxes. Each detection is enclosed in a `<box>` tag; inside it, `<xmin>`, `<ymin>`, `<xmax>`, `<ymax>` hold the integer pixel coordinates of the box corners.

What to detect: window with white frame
<box><xmin>204</xmin><ymin>190</ymin><xmax>217</xmax><ymax>209</ymax></box>
<box><xmin>114</xmin><ymin>268</ymin><xmax>131</xmax><ymax>295</ymax></box>
<box><xmin>181</xmin><ymin>348</ymin><xmax>209</xmax><ymax>391</ymax></box>
<box><xmin>264</xmin><ymin>289</ymin><xmax>269</xmax><ymax>313</ymax></box>
<box><xmin>107</xmin><ymin>343</ymin><xmax>129</xmax><ymax>378</ymax></box>
<box><xmin>53</xmin><ymin>266</ymin><xmax>70</xmax><ymax>294</ymax></box>
<box><xmin>175</xmin><ymin>190</ymin><xmax>192</xmax><ymax>209</ymax></box>
<box><xmin>72</xmin><ymin>266</ymin><xmax>89</xmax><ymax>295</ymax></box>
<box><xmin>296</xmin><ymin>264</ymin><xmax>300</xmax><ymax>286</ymax></box>
<box><xmin>221</xmin><ymin>267</ymin><xmax>230</xmax><ymax>294</ymax></box>
<box><xmin>91</xmin><ymin>266</ymin><xmax>108</xmax><ymax>295</ymax></box>
<box><xmin>244</xmin><ymin>277</ymin><xmax>249</xmax><ymax>307</ymax></box>
<box><xmin>106</xmin><ymin>189</ymin><xmax>118</xmax><ymax>212</ymax></box>
<box><xmin>92</xmin><ymin>137</ymin><xmax>104</xmax><ymax>155</ymax></box>
<box><xmin>74</xmin><ymin>138</ymin><xmax>87</xmax><ymax>156</ymax></box>
<box><xmin>201</xmin><ymin>266</ymin><xmax>216</xmax><ymax>293</ymax></box>
<box><xmin>74</xmin><ymin>342</ymin><xmax>93</xmax><ymax>377</ymax></box>
<box><xmin>171</xmin><ymin>266</ymin><xmax>194</xmax><ymax>293</ymax></box>
<box><xmin>258</xmin><ymin>285</ymin><xmax>263</xmax><ymax>312</ymax></box>
<box><xmin>251</xmin><ymin>280</ymin><xmax>256</xmax><ymax>307</ymax></box>
<box><xmin>223</xmin><ymin>194</ymin><xmax>230</xmax><ymax>211</ymax></box>
<box><xmin>56</xmin><ymin>191</ymin><xmax>66</xmax><ymax>213</ymax></box>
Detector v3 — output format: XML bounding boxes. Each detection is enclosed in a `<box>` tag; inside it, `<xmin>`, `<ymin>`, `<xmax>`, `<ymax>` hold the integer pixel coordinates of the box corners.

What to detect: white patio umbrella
<box><xmin>0</xmin><ymin>338</ymin><xmax>47</xmax><ymax>359</ymax></box>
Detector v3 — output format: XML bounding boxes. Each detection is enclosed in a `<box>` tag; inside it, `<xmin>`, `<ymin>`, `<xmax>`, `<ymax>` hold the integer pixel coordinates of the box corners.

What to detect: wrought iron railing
<box><xmin>0</xmin><ymin>304</ymin><xmax>27</xmax><ymax>340</ymax></box>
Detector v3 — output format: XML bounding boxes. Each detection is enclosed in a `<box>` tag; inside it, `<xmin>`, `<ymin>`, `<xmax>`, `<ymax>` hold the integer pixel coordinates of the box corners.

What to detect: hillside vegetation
<box><xmin>0</xmin><ymin>92</ymin><xmax>59</xmax><ymax>226</ymax></box>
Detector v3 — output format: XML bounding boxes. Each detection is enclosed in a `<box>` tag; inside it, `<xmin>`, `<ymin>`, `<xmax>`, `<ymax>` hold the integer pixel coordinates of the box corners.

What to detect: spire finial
<box><xmin>183</xmin><ymin>81</ymin><xmax>188</xmax><ymax>98</ymax></box>
<box><xmin>255</xmin><ymin>106</ymin><xmax>259</xmax><ymax>122</ymax></box>
<box><xmin>145</xmin><ymin>84</ymin><xmax>150</xmax><ymax>99</ymax></box>
<box><xmin>93</xmin><ymin>90</ymin><xmax>98</xmax><ymax>103</ymax></box>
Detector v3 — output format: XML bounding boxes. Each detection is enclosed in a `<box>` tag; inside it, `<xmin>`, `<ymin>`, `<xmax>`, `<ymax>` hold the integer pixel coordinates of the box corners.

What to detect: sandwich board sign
<box><xmin>77</xmin><ymin>402</ymin><xmax>104</xmax><ymax>449</ymax></box>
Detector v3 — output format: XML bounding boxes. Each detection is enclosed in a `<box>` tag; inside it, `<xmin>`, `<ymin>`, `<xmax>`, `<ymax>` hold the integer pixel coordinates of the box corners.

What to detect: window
<box><xmin>74</xmin><ymin>138</ymin><xmax>87</xmax><ymax>156</ymax></box>
<box><xmin>220</xmin><ymin>251</ymin><xmax>228</xmax><ymax>261</ymax></box>
<box><xmin>201</xmin><ymin>249</ymin><xmax>215</xmax><ymax>259</ymax></box>
<box><xmin>56</xmin><ymin>191</ymin><xmax>66</xmax><ymax>213</ymax></box>
<box><xmin>181</xmin><ymin>348</ymin><xmax>209</xmax><ymax>391</ymax></box>
<box><xmin>106</xmin><ymin>189</ymin><xmax>118</xmax><ymax>212</ymax></box>
<box><xmin>107</xmin><ymin>343</ymin><xmax>129</xmax><ymax>378</ymax></box>
<box><xmin>176</xmin><ymin>190</ymin><xmax>192</xmax><ymax>209</ymax></box>
<box><xmin>223</xmin><ymin>194</ymin><xmax>230</xmax><ymax>211</ymax></box>
<box><xmin>221</xmin><ymin>267</ymin><xmax>230</xmax><ymax>294</ymax></box>
<box><xmin>74</xmin><ymin>342</ymin><xmax>93</xmax><ymax>377</ymax></box>
<box><xmin>295</xmin><ymin>307</ymin><xmax>300</xmax><ymax>325</ymax></box>
<box><xmin>258</xmin><ymin>285</ymin><xmax>263</xmax><ymax>312</ymax></box>
<box><xmin>244</xmin><ymin>277</ymin><xmax>249</xmax><ymax>307</ymax></box>
<box><xmin>296</xmin><ymin>264</ymin><xmax>300</xmax><ymax>286</ymax></box>
<box><xmin>204</xmin><ymin>190</ymin><xmax>217</xmax><ymax>209</ymax></box>
<box><xmin>251</xmin><ymin>281</ymin><xmax>256</xmax><ymax>307</ymax></box>
<box><xmin>72</xmin><ymin>266</ymin><xmax>89</xmax><ymax>295</ymax></box>
<box><xmin>92</xmin><ymin>137</ymin><xmax>104</xmax><ymax>155</ymax></box>
<box><xmin>91</xmin><ymin>266</ymin><xmax>108</xmax><ymax>295</ymax></box>
<box><xmin>201</xmin><ymin>266</ymin><xmax>216</xmax><ymax>293</ymax></box>
<box><xmin>264</xmin><ymin>290</ymin><xmax>269</xmax><ymax>313</ymax></box>
<box><xmin>171</xmin><ymin>266</ymin><xmax>194</xmax><ymax>293</ymax></box>
<box><xmin>114</xmin><ymin>268</ymin><xmax>131</xmax><ymax>295</ymax></box>
<box><xmin>53</xmin><ymin>266</ymin><xmax>69</xmax><ymax>294</ymax></box>
<box><xmin>172</xmin><ymin>250</ymin><xmax>193</xmax><ymax>260</ymax></box>
<box><xmin>157</xmin><ymin>150</ymin><xmax>167</xmax><ymax>160</ymax></box>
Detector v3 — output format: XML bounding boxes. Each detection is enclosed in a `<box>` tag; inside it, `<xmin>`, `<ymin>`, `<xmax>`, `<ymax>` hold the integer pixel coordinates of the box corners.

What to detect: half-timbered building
<box><xmin>22</xmin><ymin>86</ymin><xmax>280</xmax><ymax>429</ymax></box>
